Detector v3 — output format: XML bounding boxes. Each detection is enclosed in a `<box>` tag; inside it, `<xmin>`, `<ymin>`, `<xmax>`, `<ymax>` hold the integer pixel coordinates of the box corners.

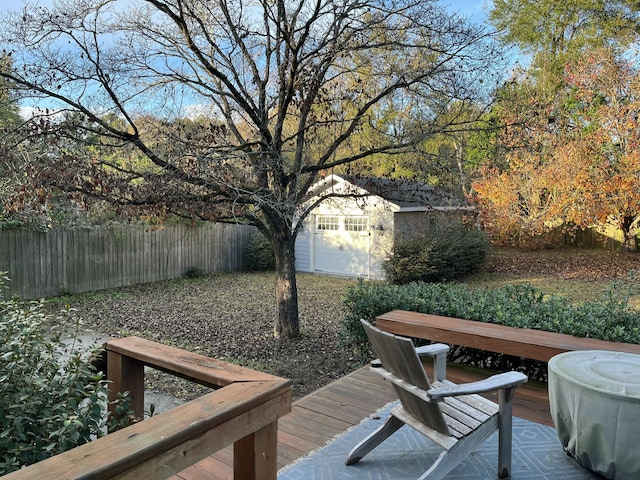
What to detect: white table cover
<box><xmin>549</xmin><ymin>350</ymin><xmax>640</xmax><ymax>479</ymax></box>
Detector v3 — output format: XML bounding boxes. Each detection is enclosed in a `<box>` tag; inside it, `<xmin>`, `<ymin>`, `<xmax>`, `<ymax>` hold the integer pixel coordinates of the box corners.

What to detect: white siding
<box><xmin>295</xmin><ymin>219</ymin><xmax>312</xmax><ymax>272</ymax></box>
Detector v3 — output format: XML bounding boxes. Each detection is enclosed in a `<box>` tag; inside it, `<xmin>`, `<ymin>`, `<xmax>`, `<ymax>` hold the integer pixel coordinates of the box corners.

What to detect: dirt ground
<box><xmin>62</xmin><ymin>272</ymin><xmax>360</xmax><ymax>400</ymax></box>
<box><xmin>59</xmin><ymin>248</ymin><xmax>639</xmax><ymax>401</ymax></box>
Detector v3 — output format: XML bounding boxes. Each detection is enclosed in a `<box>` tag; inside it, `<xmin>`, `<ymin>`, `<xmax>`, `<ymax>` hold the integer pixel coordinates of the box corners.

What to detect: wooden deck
<box><xmin>172</xmin><ymin>361</ymin><xmax>552</xmax><ymax>480</ymax></box>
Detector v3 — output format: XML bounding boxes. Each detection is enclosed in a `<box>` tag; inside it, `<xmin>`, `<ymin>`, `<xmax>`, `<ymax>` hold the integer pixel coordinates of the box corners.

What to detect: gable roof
<box><xmin>340</xmin><ymin>175</ymin><xmax>469</xmax><ymax>210</ymax></box>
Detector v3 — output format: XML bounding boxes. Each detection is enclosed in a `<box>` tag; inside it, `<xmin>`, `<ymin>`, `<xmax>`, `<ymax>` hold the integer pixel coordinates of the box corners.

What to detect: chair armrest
<box><xmin>415</xmin><ymin>343</ymin><xmax>449</xmax><ymax>357</ymax></box>
<box><xmin>415</xmin><ymin>343</ymin><xmax>449</xmax><ymax>382</ymax></box>
<box><xmin>427</xmin><ymin>371</ymin><xmax>528</xmax><ymax>401</ymax></box>
<box><xmin>371</xmin><ymin>345</ymin><xmax>448</xmax><ymax>365</ymax></box>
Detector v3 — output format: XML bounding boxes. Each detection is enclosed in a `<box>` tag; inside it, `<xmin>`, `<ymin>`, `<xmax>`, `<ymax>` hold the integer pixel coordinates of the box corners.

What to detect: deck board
<box><xmin>171</xmin><ymin>362</ymin><xmax>552</xmax><ymax>479</ymax></box>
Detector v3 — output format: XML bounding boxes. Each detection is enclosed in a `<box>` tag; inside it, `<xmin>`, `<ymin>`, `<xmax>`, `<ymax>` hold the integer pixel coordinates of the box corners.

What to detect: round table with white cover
<box><xmin>548</xmin><ymin>350</ymin><xmax>640</xmax><ymax>480</ymax></box>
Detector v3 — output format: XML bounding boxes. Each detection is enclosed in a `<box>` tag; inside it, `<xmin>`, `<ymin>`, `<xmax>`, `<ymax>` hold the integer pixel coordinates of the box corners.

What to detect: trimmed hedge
<box><xmin>341</xmin><ymin>279</ymin><xmax>640</xmax><ymax>378</ymax></box>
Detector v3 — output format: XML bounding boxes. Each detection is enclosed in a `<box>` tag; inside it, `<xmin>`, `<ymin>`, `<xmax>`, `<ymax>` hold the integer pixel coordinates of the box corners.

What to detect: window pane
<box><xmin>317</xmin><ymin>216</ymin><xmax>339</xmax><ymax>230</ymax></box>
<box><xmin>345</xmin><ymin>217</ymin><xmax>368</xmax><ymax>232</ymax></box>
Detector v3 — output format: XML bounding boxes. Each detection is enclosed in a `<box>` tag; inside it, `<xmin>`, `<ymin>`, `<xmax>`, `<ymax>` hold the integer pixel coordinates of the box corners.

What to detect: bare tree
<box><xmin>0</xmin><ymin>0</ymin><xmax>501</xmax><ymax>338</ymax></box>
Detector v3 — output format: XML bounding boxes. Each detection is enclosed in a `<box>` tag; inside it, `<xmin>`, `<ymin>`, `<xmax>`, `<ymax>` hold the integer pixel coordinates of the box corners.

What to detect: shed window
<box><xmin>317</xmin><ymin>216</ymin><xmax>339</xmax><ymax>230</ymax></box>
<box><xmin>345</xmin><ymin>217</ymin><xmax>368</xmax><ymax>232</ymax></box>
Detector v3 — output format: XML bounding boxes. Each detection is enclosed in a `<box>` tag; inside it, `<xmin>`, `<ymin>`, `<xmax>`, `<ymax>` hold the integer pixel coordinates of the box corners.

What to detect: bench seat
<box><xmin>376</xmin><ymin>310</ymin><xmax>640</xmax><ymax>362</ymax></box>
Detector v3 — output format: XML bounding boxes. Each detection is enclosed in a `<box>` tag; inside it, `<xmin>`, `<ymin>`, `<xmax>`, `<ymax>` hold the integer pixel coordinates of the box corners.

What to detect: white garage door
<box><xmin>314</xmin><ymin>215</ymin><xmax>370</xmax><ymax>277</ymax></box>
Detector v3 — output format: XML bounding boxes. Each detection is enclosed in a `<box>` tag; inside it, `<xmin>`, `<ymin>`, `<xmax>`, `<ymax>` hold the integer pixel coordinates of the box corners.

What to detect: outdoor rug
<box><xmin>278</xmin><ymin>402</ymin><xmax>602</xmax><ymax>479</ymax></box>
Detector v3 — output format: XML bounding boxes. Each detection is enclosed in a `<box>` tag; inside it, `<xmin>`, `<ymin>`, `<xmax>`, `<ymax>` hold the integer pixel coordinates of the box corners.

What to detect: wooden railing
<box><xmin>3</xmin><ymin>337</ymin><xmax>292</xmax><ymax>480</ymax></box>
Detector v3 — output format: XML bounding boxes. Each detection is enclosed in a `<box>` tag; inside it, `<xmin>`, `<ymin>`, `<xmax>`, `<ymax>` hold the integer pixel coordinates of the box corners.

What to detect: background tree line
<box><xmin>473</xmin><ymin>0</ymin><xmax>640</xmax><ymax>250</ymax></box>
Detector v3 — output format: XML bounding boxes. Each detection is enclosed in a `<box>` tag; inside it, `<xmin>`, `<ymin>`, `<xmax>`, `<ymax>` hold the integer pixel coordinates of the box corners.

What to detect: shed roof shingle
<box><xmin>341</xmin><ymin>175</ymin><xmax>467</xmax><ymax>209</ymax></box>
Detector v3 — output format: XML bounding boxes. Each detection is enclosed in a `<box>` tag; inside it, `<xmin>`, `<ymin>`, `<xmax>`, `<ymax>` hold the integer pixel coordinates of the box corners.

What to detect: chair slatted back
<box><xmin>362</xmin><ymin>320</ymin><xmax>449</xmax><ymax>435</ymax></box>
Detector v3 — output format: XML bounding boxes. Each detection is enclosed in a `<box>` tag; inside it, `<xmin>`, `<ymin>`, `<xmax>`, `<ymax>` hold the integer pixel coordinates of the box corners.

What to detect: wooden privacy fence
<box><xmin>0</xmin><ymin>223</ymin><xmax>256</xmax><ymax>299</ymax></box>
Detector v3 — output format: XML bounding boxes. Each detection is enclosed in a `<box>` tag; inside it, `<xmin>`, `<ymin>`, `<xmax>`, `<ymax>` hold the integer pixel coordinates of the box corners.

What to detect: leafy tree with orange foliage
<box><xmin>474</xmin><ymin>48</ymin><xmax>640</xmax><ymax>250</ymax></box>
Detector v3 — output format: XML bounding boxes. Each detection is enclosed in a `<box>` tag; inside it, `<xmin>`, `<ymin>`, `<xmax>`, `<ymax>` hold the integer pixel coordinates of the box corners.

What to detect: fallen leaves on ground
<box><xmin>485</xmin><ymin>248</ymin><xmax>639</xmax><ymax>280</ymax></box>
<box><xmin>56</xmin><ymin>248</ymin><xmax>639</xmax><ymax>401</ymax></box>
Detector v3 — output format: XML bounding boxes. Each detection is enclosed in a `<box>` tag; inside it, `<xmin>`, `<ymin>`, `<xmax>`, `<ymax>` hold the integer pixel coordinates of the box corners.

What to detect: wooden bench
<box><xmin>3</xmin><ymin>337</ymin><xmax>291</xmax><ymax>480</ymax></box>
<box><xmin>376</xmin><ymin>310</ymin><xmax>640</xmax><ymax>362</ymax></box>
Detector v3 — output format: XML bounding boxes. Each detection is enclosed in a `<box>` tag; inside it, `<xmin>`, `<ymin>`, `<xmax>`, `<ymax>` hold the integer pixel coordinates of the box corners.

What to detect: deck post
<box><xmin>107</xmin><ymin>348</ymin><xmax>145</xmax><ymax>422</ymax></box>
<box><xmin>234</xmin><ymin>421</ymin><xmax>278</xmax><ymax>479</ymax></box>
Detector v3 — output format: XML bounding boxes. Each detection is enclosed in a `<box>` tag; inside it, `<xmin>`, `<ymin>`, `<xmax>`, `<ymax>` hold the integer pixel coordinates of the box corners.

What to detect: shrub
<box><xmin>341</xmin><ymin>278</ymin><xmax>640</xmax><ymax>373</ymax></box>
<box><xmin>383</xmin><ymin>222</ymin><xmax>490</xmax><ymax>284</ymax></box>
<box><xmin>183</xmin><ymin>267</ymin><xmax>204</xmax><ymax>278</ymax></box>
<box><xmin>0</xmin><ymin>275</ymin><xmax>129</xmax><ymax>474</ymax></box>
<box><xmin>244</xmin><ymin>233</ymin><xmax>275</xmax><ymax>271</ymax></box>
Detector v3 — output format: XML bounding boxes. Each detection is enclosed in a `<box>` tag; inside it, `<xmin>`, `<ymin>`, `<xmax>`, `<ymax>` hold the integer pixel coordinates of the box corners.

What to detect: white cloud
<box><xmin>181</xmin><ymin>103</ymin><xmax>222</xmax><ymax>120</ymax></box>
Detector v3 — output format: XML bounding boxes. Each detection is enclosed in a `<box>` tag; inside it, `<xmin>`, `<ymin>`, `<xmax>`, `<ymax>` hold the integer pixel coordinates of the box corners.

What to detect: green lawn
<box><xmin>459</xmin><ymin>248</ymin><xmax>640</xmax><ymax>310</ymax></box>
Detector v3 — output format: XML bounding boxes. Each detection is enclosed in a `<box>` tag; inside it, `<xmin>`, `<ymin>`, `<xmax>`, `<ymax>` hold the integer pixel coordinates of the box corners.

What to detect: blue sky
<box><xmin>2</xmin><ymin>0</ymin><xmax>491</xmax><ymax>24</ymax></box>
<box><xmin>449</xmin><ymin>0</ymin><xmax>489</xmax><ymax>23</ymax></box>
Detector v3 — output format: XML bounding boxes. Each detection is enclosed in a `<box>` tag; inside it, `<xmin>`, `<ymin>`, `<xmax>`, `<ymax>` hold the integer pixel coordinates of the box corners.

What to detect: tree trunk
<box><xmin>273</xmin><ymin>233</ymin><xmax>300</xmax><ymax>339</ymax></box>
<box><xmin>621</xmin><ymin>215</ymin><xmax>638</xmax><ymax>252</ymax></box>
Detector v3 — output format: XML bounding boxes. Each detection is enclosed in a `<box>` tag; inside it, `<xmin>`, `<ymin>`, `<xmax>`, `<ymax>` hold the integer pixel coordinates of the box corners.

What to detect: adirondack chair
<box><xmin>346</xmin><ymin>320</ymin><xmax>528</xmax><ymax>480</ymax></box>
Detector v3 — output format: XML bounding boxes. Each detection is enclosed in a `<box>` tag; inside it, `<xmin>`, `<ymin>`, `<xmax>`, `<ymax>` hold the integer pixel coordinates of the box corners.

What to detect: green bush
<box><xmin>244</xmin><ymin>233</ymin><xmax>275</xmax><ymax>271</ymax></box>
<box><xmin>0</xmin><ymin>275</ymin><xmax>129</xmax><ymax>474</ymax></box>
<box><xmin>183</xmin><ymin>267</ymin><xmax>204</xmax><ymax>278</ymax></box>
<box><xmin>383</xmin><ymin>222</ymin><xmax>490</xmax><ymax>284</ymax></box>
<box><xmin>341</xmin><ymin>279</ymin><xmax>640</xmax><ymax>371</ymax></box>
